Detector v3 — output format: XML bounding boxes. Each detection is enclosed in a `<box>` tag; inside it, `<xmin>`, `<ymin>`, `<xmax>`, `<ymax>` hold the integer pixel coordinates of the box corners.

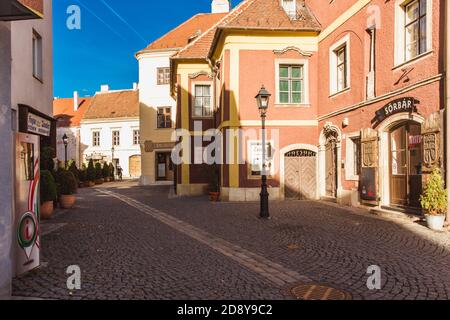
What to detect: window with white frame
<box><xmin>248</xmin><ymin>141</ymin><xmax>274</xmax><ymax>177</ymax></box>
<box><xmin>345</xmin><ymin>133</ymin><xmax>362</xmax><ymax>181</ymax></box>
<box><xmin>193</xmin><ymin>84</ymin><xmax>212</xmax><ymax>118</ymax></box>
<box><xmin>133</xmin><ymin>129</ymin><xmax>140</xmax><ymax>145</ymax></box>
<box><xmin>157</xmin><ymin>67</ymin><xmax>170</xmax><ymax>85</ymax></box>
<box><xmin>279</xmin><ymin>65</ymin><xmax>304</xmax><ymax>104</ymax></box>
<box><xmin>330</xmin><ymin>35</ymin><xmax>350</xmax><ymax>95</ymax></box>
<box><xmin>394</xmin><ymin>0</ymin><xmax>431</xmax><ymax>65</ymax></box>
<box><xmin>32</xmin><ymin>30</ymin><xmax>43</xmax><ymax>81</ymax></box>
<box><xmin>92</xmin><ymin>131</ymin><xmax>100</xmax><ymax>147</ymax></box>
<box><xmin>112</xmin><ymin>130</ymin><xmax>120</xmax><ymax>146</ymax></box>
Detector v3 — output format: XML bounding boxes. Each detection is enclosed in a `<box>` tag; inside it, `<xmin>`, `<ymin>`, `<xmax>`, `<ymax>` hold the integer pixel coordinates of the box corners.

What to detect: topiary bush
<box><xmin>40</xmin><ymin>170</ymin><xmax>57</xmax><ymax>203</ymax></box>
<box><xmin>109</xmin><ymin>163</ymin><xmax>115</xmax><ymax>181</ymax></box>
<box><xmin>420</xmin><ymin>168</ymin><xmax>448</xmax><ymax>216</ymax></box>
<box><xmin>68</xmin><ymin>161</ymin><xmax>79</xmax><ymax>182</ymax></box>
<box><xmin>58</xmin><ymin>170</ymin><xmax>78</xmax><ymax>195</ymax></box>
<box><xmin>95</xmin><ymin>162</ymin><xmax>102</xmax><ymax>180</ymax></box>
<box><xmin>40</xmin><ymin>147</ymin><xmax>55</xmax><ymax>172</ymax></box>
<box><xmin>102</xmin><ymin>162</ymin><xmax>110</xmax><ymax>179</ymax></box>
<box><xmin>86</xmin><ymin>159</ymin><xmax>96</xmax><ymax>182</ymax></box>
<box><xmin>78</xmin><ymin>168</ymin><xmax>87</xmax><ymax>183</ymax></box>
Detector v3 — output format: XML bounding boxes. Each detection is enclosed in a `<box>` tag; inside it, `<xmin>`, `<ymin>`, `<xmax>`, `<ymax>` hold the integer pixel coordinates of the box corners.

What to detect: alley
<box><xmin>12</xmin><ymin>181</ymin><xmax>450</xmax><ymax>300</ymax></box>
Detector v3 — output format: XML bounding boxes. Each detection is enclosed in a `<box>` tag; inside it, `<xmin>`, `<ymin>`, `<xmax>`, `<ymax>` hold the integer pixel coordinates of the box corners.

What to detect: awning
<box><xmin>0</xmin><ymin>0</ymin><xmax>43</xmax><ymax>21</ymax></box>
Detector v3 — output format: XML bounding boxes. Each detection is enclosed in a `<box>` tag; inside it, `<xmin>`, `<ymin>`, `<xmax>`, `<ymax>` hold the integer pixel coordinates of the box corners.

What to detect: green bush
<box><xmin>40</xmin><ymin>170</ymin><xmax>57</xmax><ymax>202</ymax></box>
<box><xmin>68</xmin><ymin>161</ymin><xmax>79</xmax><ymax>182</ymax></box>
<box><xmin>208</xmin><ymin>164</ymin><xmax>220</xmax><ymax>193</ymax></box>
<box><xmin>420</xmin><ymin>168</ymin><xmax>448</xmax><ymax>216</ymax></box>
<box><xmin>40</xmin><ymin>147</ymin><xmax>55</xmax><ymax>172</ymax></box>
<box><xmin>109</xmin><ymin>163</ymin><xmax>115</xmax><ymax>180</ymax></box>
<box><xmin>102</xmin><ymin>163</ymin><xmax>110</xmax><ymax>179</ymax></box>
<box><xmin>58</xmin><ymin>170</ymin><xmax>78</xmax><ymax>195</ymax></box>
<box><xmin>86</xmin><ymin>159</ymin><xmax>96</xmax><ymax>182</ymax></box>
<box><xmin>78</xmin><ymin>168</ymin><xmax>87</xmax><ymax>182</ymax></box>
<box><xmin>95</xmin><ymin>162</ymin><xmax>102</xmax><ymax>179</ymax></box>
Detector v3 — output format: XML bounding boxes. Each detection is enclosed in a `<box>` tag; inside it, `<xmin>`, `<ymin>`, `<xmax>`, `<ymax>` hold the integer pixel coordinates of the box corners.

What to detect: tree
<box><xmin>86</xmin><ymin>159</ymin><xmax>96</xmax><ymax>182</ymax></box>
<box><xmin>95</xmin><ymin>162</ymin><xmax>102</xmax><ymax>180</ymax></box>
<box><xmin>420</xmin><ymin>168</ymin><xmax>448</xmax><ymax>216</ymax></box>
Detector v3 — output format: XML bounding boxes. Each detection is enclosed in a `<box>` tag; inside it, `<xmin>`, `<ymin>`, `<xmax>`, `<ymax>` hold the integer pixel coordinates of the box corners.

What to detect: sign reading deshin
<box><xmin>371</xmin><ymin>97</ymin><xmax>419</xmax><ymax>127</ymax></box>
<box><xmin>27</xmin><ymin>113</ymin><xmax>51</xmax><ymax>137</ymax></box>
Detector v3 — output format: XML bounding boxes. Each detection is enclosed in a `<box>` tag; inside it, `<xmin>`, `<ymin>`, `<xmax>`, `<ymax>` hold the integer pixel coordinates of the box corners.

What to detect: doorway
<box><xmin>325</xmin><ymin>138</ymin><xmax>338</xmax><ymax>198</ymax></box>
<box><xmin>284</xmin><ymin>150</ymin><xmax>317</xmax><ymax>200</ymax></box>
<box><xmin>156</xmin><ymin>152</ymin><xmax>173</xmax><ymax>181</ymax></box>
<box><xmin>389</xmin><ymin>121</ymin><xmax>422</xmax><ymax>208</ymax></box>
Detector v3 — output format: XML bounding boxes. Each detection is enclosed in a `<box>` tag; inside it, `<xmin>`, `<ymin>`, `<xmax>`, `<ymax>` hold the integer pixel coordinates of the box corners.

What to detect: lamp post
<box><xmin>255</xmin><ymin>85</ymin><xmax>271</xmax><ymax>219</ymax></box>
<box><xmin>111</xmin><ymin>146</ymin><xmax>115</xmax><ymax>178</ymax></box>
<box><xmin>62</xmin><ymin>133</ymin><xmax>69</xmax><ymax>169</ymax></box>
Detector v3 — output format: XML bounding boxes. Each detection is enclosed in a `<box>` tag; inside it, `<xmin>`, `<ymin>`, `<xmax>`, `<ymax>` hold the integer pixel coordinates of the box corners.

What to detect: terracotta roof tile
<box><xmin>83</xmin><ymin>90</ymin><xmax>139</xmax><ymax>120</ymax></box>
<box><xmin>53</xmin><ymin>97</ymin><xmax>92</xmax><ymax>128</ymax></box>
<box><xmin>18</xmin><ymin>0</ymin><xmax>43</xmax><ymax>16</ymax></box>
<box><xmin>137</xmin><ymin>13</ymin><xmax>227</xmax><ymax>54</ymax></box>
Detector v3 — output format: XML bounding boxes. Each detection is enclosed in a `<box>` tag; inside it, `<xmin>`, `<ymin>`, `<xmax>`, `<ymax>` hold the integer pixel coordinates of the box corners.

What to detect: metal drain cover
<box><xmin>291</xmin><ymin>284</ymin><xmax>352</xmax><ymax>300</ymax></box>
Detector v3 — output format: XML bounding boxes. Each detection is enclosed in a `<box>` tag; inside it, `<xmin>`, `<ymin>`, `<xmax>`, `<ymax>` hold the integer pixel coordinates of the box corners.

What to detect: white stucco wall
<box><xmin>80</xmin><ymin>118</ymin><xmax>141</xmax><ymax>178</ymax></box>
<box><xmin>11</xmin><ymin>0</ymin><xmax>53</xmax><ymax>116</ymax></box>
<box><xmin>0</xmin><ymin>20</ymin><xmax>13</xmax><ymax>300</ymax></box>
<box><xmin>137</xmin><ymin>50</ymin><xmax>177</xmax><ymax>185</ymax></box>
<box><xmin>56</xmin><ymin>126</ymin><xmax>81</xmax><ymax>166</ymax></box>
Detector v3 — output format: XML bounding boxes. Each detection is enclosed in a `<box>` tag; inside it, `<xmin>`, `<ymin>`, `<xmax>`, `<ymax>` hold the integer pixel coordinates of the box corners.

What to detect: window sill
<box><xmin>392</xmin><ymin>50</ymin><xmax>433</xmax><ymax>71</ymax></box>
<box><xmin>275</xmin><ymin>103</ymin><xmax>311</xmax><ymax>108</ymax></box>
<box><xmin>329</xmin><ymin>87</ymin><xmax>350</xmax><ymax>98</ymax></box>
<box><xmin>156</xmin><ymin>127</ymin><xmax>173</xmax><ymax>130</ymax></box>
<box><xmin>191</xmin><ymin>116</ymin><xmax>214</xmax><ymax>120</ymax></box>
<box><xmin>345</xmin><ymin>175</ymin><xmax>360</xmax><ymax>182</ymax></box>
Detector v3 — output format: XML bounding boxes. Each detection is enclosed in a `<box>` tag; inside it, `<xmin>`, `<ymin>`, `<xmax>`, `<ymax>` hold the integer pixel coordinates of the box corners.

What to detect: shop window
<box><xmin>248</xmin><ymin>141</ymin><xmax>274</xmax><ymax>177</ymax></box>
<box><xmin>20</xmin><ymin>142</ymin><xmax>34</xmax><ymax>181</ymax></box>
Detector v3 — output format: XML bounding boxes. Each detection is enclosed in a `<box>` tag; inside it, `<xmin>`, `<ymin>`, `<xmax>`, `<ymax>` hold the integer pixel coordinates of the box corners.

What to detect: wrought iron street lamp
<box><xmin>255</xmin><ymin>85</ymin><xmax>271</xmax><ymax>219</ymax></box>
<box><xmin>62</xmin><ymin>133</ymin><xmax>69</xmax><ymax>169</ymax></box>
<box><xmin>111</xmin><ymin>146</ymin><xmax>115</xmax><ymax>178</ymax></box>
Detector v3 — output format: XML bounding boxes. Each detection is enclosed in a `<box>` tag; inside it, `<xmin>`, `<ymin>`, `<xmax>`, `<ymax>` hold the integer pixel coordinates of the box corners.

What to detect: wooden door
<box><xmin>325</xmin><ymin>140</ymin><xmax>337</xmax><ymax>198</ymax></box>
<box><xmin>284</xmin><ymin>150</ymin><xmax>317</xmax><ymax>200</ymax></box>
<box><xmin>129</xmin><ymin>155</ymin><xmax>141</xmax><ymax>178</ymax></box>
<box><xmin>285</xmin><ymin>157</ymin><xmax>301</xmax><ymax>199</ymax></box>
<box><xmin>299</xmin><ymin>156</ymin><xmax>317</xmax><ymax>200</ymax></box>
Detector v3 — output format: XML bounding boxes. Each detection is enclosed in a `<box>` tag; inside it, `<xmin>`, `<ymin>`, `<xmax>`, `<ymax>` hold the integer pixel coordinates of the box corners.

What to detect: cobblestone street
<box><xmin>12</xmin><ymin>181</ymin><xmax>450</xmax><ymax>300</ymax></box>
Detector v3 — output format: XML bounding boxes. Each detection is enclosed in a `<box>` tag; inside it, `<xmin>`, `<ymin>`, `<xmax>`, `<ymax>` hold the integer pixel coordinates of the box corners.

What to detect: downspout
<box><xmin>446</xmin><ymin>0</ymin><xmax>450</xmax><ymax>222</ymax></box>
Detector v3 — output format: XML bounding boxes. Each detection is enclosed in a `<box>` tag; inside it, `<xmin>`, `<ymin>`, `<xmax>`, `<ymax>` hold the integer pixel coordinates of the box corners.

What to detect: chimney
<box><xmin>212</xmin><ymin>0</ymin><xmax>230</xmax><ymax>13</ymax></box>
<box><xmin>100</xmin><ymin>84</ymin><xmax>109</xmax><ymax>92</ymax></box>
<box><xmin>73</xmin><ymin>91</ymin><xmax>79</xmax><ymax>111</ymax></box>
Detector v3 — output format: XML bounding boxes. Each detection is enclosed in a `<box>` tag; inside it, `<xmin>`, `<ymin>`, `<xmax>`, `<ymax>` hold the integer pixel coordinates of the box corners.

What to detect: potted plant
<box><xmin>59</xmin><ymin>170</ymin><xmax>78</xmax><ymax>209</ymax></box>
<box><xmin>78</xmin><ymin>166</ymin><xmax>87</xmax><ymax>188</ymax></box>
<box><xmin>39</xmin><ymin>170</ymin><xmax>57</xmax><ymax>219</ymax></box>
<box><xmin>208</xmin><ymin>164</ymin><xmax>220</xmax><ymax>202</ymax></box>
<box><xmin>86</xmin><ymin>159</ymin><xmax>96</xmax><ymax>187</ymax></box>
<box><xmin>109</xmin><ymin>163</ymin><xmax>115</xmax><ymax>181</ymax></box>
<box><xmin>103</xmin><ymin>163</ymin><xmax>111</xmax><ymax>182</ymax></box>
<box><xmin>68</xmin><ymin>161</ymin><xmax>79</xmax><ymax>184</ymax></box>
<box><xmin>420</xmin><ymin>168</ymin><xmax>448</xmax><ymax>231</ymax></box>
<box><xmin>95</xmin><ymin>162</ymin><xmax>103</xmax><ymax>184</ymax></box>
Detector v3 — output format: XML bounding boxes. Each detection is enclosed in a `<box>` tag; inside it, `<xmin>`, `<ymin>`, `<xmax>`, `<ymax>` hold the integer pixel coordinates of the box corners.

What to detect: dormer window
<box><xmin>281</xmin><ymin>0</ymin><xmax>297</xmax><ymax>20</ymax></box>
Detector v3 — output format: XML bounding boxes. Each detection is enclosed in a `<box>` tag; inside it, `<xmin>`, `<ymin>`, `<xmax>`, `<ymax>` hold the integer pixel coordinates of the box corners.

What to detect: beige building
<box><xmin>136</xmin><ymin>3</ymin><xmax>228</xmax><ymax>185</ymax></box>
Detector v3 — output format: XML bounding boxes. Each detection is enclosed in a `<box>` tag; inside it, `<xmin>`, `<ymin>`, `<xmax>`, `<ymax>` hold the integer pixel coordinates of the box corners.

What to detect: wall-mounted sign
<box><xmin>144</xmin><ymin>141</ymin><xmax>176</xmax><ymax>153</ymax></box>
<box><xmin>27</xmin><ymin>113</ymin><xmax>51</xmax><ymax>137</ymax></box>
<box><xmin>285</xmin><ymin>149</ymin><xmax>317</xmax><ymax>157</ymax></box>
<box><xmin>371</xmin><ymin>97</ymin><xmax>419</xmax><ymax>127</ymax></box>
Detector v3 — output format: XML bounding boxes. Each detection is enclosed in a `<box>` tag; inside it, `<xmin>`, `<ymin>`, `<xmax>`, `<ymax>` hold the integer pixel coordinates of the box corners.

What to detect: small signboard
<box><xmin>27</xmin><ymin>113</ymin><xmax>51</xmax><ymax>137</ymax></box>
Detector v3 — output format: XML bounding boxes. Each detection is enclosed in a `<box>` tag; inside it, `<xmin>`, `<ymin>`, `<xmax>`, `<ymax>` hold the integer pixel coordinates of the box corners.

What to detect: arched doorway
<box><xmin>129</xmin><ymin>155</ymin><xmax>141</xmax><ymax>178</ymax></box>
<box><xmin>284</xmin><ymin>149</ymin><xmax>317</xmax><ymax>200</ymax></box>
<box><xmin>389</xmin><ymin>121</ymin><xmax>423</xmax><ymax>208</ymax></box>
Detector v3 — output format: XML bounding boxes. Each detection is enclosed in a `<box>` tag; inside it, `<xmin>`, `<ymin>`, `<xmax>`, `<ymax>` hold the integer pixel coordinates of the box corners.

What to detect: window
<box><xmin>335</xmin><ymin>46</ymin><xmax>347</xmax><ymax>92</ymax></box>
<box><xmin>112</xmin><ymin>130</ymin><xmax>120</xmax><ymax>146</ymax></box>
<box><xmin>32</xmin><ymin>31</ymin><xmax>43</xmax><ymax>81</ymax></box>
<box><xmin>404</xmin><ymin>0</ymin><xmax>427</xmax><ymax>61</ymax></box>
<box><xmin>157</xmin><ymin>107</ymin><xmax>172</xmax><ymax>128</ymax></box>
<box><xmin>279</xmin><ymin>65</ymin><xmax>304</xmax><ymax>104</ymax></box>
<box><xmin>92</xmin><ymin>131</ymin><xmax>100</xmax><ymax>147</ymax></box>
<box><xmin>193</xmin><ymin>84</ymin><xmax>212</xmax><ymax>118</ymax></box>
<box><xmin>330</xmin><ymin>35</ymin><xmax>350</xmax><ymax>95</ymax></box>
<box><xmin>352</xmin><ymin>137</ymin><xmax>362</xmax><ymax>176</ymax></box>
<box><xmin>248</xmin><ymin>141</ymin><xmax>274</xmax><ymax>177</ymax></box>
<box><xmin>345</xmin><ymin>134</ymin><xmax>361</xmax><ymax>181</ymax></box>
<box><xmin>133</xmin><ymin>130</ymin><xmax>140</xmax><ymax>145</ymax></box>
<box><xmin>157</xmin><ymin>67</ymin><xmax>170</xmax><ymax>85</ymax></box>
<box><xmin>281</xmin><ymin>0</ymin><xmax>296</xmax><ymax>19</ymax></box>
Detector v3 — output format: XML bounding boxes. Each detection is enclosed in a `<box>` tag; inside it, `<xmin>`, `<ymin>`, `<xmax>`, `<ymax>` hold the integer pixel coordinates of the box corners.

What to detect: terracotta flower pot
<box><xmin>88</xmin><ymin>181</ymin><xmax>95</xmax><ymax>187</ymax></box>
<box><xmin>60</xmin><ymin>194</ymin><xmax>76</xmax><ymax>209</ymax></box>
<box><xmin>105</xmin><ymin>177</ymin><xmax>111</xmax><ymax>182</ymax></box>
<box><xmin>40</xmin><ymin>201</ymin><xmax>54</xmax><ymax>219</ymax></box>
<box><xmin>209</xmin><ymin>192</ymin><xmax>220</xmax><ymax>202</ymax></box>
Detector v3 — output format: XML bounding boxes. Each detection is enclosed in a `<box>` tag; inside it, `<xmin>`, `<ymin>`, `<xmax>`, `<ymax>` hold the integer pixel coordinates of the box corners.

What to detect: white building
<box><xmin>0</xmin><ymin>0</ymin><xmax>53</xmax><ymax>299</ymax></box>
<box><xmin>80</xmin><ymin>86</ymin><xmax>141</xmax><ymax>178</ymax></box>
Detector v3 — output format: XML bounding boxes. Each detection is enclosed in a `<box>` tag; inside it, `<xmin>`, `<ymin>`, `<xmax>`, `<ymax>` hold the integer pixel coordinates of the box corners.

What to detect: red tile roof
<box><xmin>137</xmin><ymin>13</ymin><xmax>227</xmax><ymax>54</ymax></box>
<box><xmin>18</xmin><ymin>0</ymin><xmax>44</xmax><ymax>16</ymax></box>
<box><xmin>173</xmin><ymin>0</ymin><xmax>321</xmax><ymax>60</ymax></box>
<box><xmin>53</xmin><ymin>97</ymin><xmax>92</xmax><ymax>128</ymax></box>
<box><xmin>83</xmin><ymin>90</ymin><xmax>139</xmax><ymax>120</ymax></box>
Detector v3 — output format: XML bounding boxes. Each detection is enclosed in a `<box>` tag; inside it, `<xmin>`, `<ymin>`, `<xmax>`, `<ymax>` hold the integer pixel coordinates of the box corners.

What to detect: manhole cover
<box><xmin>291</xmin><ymin>284</ymin><xmax>352</xmax><ymax>300</ymax></box>
<box><xmin>287</xmin><ymin>244</ymin><xmax>302</xmax><ymax>250</ymax></box>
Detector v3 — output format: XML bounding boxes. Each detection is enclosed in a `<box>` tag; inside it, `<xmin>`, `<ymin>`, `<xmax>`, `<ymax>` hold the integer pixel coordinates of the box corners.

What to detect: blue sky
<box><xmin>53</xmin><ymin>0</ymin><xmax>240</xmax><ymax>98</ymax></box>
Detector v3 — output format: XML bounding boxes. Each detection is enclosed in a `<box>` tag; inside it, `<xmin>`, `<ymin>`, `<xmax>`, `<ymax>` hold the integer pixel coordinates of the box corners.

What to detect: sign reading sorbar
<box><xmin>371</xmin><ymin>97</ymin><xmax>419</xmax><ymax>128</ymax></box>
<box><xmin>144</xmin><ymin>141</ymin><xmax>176</xmax><ymax>153</ymax></box>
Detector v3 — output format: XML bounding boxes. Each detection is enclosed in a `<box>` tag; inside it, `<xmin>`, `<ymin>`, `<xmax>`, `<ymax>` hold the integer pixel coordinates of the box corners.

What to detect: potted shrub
<box><xmin>103</xmin><ymin>163</ymin><xmax>111</xmax><ymax>182</ymax></box>
<box><xmin>39</xmin><ymin>170</ymin><xmax>57</xmax><ymax>219</ymax></box>
<box><xmin>86</xmin><ymin>159</ymin><xmax>96</xmax><ymax>187</ymax></box>
<box><xmin>420</xmin><ymin>168</ymin><xmax>448</xmax><ymax>231</ymax></box>
<box><xmin>59</xmin><ymin>170</ymin><xmax>78</xmax><ymax>209</ymax></box>
<box><xmin>208</xmin><ymin>164</ymin><xmax>220</xmax><ymax>202</ymax></box>
<box><xmin>95</xmin><ymin>162</ymin><xmax>103</xmax><ymax>184</ymax></box>
<box><xmin>109</xmin><ymin>163</ymin><xmax>115</xmax><ymax>181</ymax></box>
<box><xmin>78</xmin><ymin>167</ymin><xmax>87</xmax><ymax>188</ymax></box>
<box><xmin>68</xmin><ymin>161</ymin><xmax>79</xmax><ymax>184</ymax></box>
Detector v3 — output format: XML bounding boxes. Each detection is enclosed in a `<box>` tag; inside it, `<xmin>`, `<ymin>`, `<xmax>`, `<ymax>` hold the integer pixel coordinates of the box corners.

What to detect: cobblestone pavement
<box><xmin>12</xmin><ymin>180</ymin><xmax>450</xmax><ymax>300</ymax></box>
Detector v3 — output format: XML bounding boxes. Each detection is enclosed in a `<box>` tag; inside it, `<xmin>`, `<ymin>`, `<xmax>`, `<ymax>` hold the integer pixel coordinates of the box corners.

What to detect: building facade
<box><xmin>171</xmin><ymin>0</ymin><xmax>448</xmax><ymax>216</ymax></box>
<box><xmin>0</xmin><ymin>0</ymin><xmax>53</xmax><ymax>299</ymax></box>
<box><xmin>137</xmin><ymin>9</ymin><xmax>227</xmax><ymax>185</ymax></box>
<box><xmin>80</xmin><ymin>86</ymin><xmax>141</xmax><ymax>178</ymax></box>
<box><xmin>53</xmin><ymin>92</ymin><xmax>92</xmax><ymax>166</ymax></box>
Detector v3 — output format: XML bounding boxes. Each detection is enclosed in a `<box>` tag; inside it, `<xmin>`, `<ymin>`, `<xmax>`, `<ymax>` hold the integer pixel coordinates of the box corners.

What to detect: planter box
<box><xmin>425</xmin><ymin>214</ymin><xmax>446</xmax><ymax>231</ymax></box>
<box><xmin>40</xmin><ymin>201</ymin><xmax>54</xmax><ymax>219</ymax></box>
<box><xmin>60</xmin><ymin>194</ymin><xmax>76</xmax><ymax>209</ymax></box>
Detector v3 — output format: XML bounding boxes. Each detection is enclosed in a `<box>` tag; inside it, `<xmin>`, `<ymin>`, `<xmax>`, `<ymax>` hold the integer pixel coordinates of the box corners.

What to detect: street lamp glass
<box><xmin>62</xmin><ymin>134</ymin><xmax>68</xmax><ymax>146</ymax></box>
<box><xmin>255</xmin><ymin>86</ymin><xmax>271</xmax><ymax>115</ymax></box>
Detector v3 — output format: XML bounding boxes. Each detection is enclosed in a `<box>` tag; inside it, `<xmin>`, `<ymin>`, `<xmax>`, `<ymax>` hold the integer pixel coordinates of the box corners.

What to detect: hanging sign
<box><xmin>27</xmin><ymin>113</ymin><xmax>51</xmax><ymax>137</ymax></box>
<box><xmin>371</xmin><ymin>97</ymin><xmax>419</xmax><ymax>127</ymax></box>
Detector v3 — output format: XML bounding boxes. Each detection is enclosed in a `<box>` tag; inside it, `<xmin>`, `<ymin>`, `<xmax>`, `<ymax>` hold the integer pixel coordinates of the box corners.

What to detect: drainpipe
<box><xmin>446</xmin><ymin>0</ymin><xmax>450</xmax><ymax>222</ymax></box>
